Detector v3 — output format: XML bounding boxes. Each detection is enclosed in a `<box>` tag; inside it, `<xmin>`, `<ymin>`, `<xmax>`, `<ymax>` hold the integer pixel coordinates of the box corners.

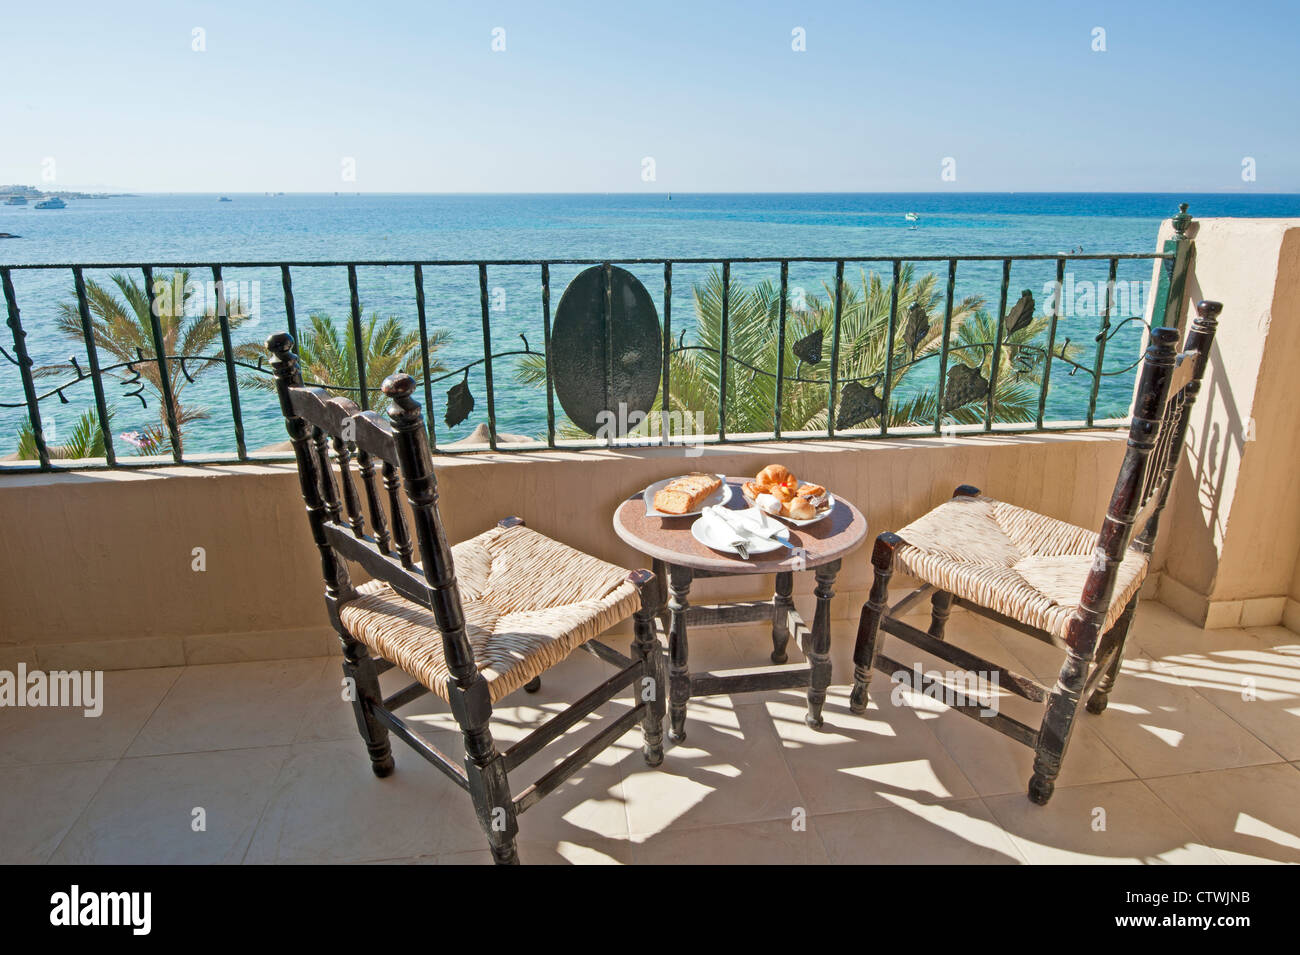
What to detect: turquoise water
<box><xmin>3</xmin><ymin>192</ymin><xmax>1298</xmax><ymax>458</ymax></box>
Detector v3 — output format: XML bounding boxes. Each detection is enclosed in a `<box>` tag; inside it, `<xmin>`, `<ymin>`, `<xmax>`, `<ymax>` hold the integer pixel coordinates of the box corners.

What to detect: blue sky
<box><xmin>3</xmin><ymin>0</ymin><xmax>1297</xmax><ymax>192</ymax></box>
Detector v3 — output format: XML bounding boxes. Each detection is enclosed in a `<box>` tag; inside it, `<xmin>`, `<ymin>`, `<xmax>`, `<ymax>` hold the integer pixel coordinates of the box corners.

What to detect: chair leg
<box><xmin>340</xmin><ymin>638</ymin><xmax>394</xmax><ymax>777</ymax></box>
<box><xmin>850</xmin><ymin>533</ymin><xmax>900</xmax><ymax>714</ymax></box>
<box><xmin>1028</xmin><ymin>647</ymin><xmax>1091</xmax><ymax>805</ymax></box>
<box><xmin>453</xmin><ymin>679</ymin><xmax>519</xmax><ymax>864</ymax></box>
<box><xmin>1086</xmin><ymin>596</ymin><xmax>1138</xmax><ymax>715</ymax></box>
<box><xmin>629</xmin><ymin>569</ymin><xmax>666</xmax><ymax>766</ymax></box>
<box><xmin>928</xmin><ymin>590</ymin><xmax>955</xmax><ymax>640</ymax></box>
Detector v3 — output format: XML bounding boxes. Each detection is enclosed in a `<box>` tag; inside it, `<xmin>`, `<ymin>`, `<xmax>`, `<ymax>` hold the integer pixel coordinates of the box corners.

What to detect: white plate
<box><xmin>690</xmin><ymin>509</ymin><xmax>790</xmax><ymax>557</ymax></box>
<box><xmin>643</xmin><ymin>474</ymin><xmax>732</xmax><ymax>517</ymax></box>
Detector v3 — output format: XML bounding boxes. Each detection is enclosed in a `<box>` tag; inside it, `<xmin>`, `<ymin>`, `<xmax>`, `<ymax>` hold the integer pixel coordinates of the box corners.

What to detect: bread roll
<box><xmin>786</xmin><ymin>497</ymin><xmax>816</xmax><ymax>520</ymax></box>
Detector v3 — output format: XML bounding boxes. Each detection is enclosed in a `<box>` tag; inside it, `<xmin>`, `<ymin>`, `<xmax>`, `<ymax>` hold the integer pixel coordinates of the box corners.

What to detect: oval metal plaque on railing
<box><xmin>551</xmin><ymin>265</ymin><xmax>662</xmax><ymax>436</ymax></box>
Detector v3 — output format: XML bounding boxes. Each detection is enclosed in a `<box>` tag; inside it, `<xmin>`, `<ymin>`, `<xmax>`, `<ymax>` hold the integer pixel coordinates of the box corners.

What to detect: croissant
<box><xmin>756</xmin><ymin>464</ymin><xmax>795</xmax><ymax>489</ymax></box>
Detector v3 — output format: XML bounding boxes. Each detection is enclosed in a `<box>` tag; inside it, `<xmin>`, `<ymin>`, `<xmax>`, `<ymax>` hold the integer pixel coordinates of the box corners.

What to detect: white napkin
<box><xmin>699</xmin><ymin>505</ymin><xmax>784</xmax><ymax>548</ymax></box>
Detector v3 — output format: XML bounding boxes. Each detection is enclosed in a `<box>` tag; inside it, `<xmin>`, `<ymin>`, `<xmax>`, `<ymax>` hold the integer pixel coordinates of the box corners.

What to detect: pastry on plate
<box><xmin>741</xmin><ymin>465</ymin><xmax>831</xmax><ymax>519</ymax></box>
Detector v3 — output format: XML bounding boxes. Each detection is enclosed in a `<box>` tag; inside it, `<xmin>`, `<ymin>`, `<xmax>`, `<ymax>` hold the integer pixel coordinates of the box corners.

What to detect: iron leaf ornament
<box><xmin>836</xmin><ymin>381</ymin><xmax>884</xmax><ymax>430</ymax></box>
<box><xmin>792</xmin><ymin>328</ymin><xmax>824</xmax><ymax>365</ymax></box>
<box><xmin>903</xmin><ymin>303</ymin><xmax>930</xmax><ymax>358</ymax></box>
<box><xmin>943</xmin><ymin>363</ymin><xmax>989</xmax><ymax>411</ymax></box>
<box><xmin>1005</xmin><ymin>290</ymin><xmax>1035</xmax><ymax>335</ymax></box>
<box><xmin>445</xmin><ymin>369</ymin><xmax>474</xmax><ymax>428</ymax></box>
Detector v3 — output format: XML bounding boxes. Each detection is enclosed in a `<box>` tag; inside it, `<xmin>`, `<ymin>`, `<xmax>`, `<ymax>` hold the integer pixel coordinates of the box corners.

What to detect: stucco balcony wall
<box><xmin>0</xmin><ymin>433</ymin><xmax>1131</xmax><ymax>670</ymax></box>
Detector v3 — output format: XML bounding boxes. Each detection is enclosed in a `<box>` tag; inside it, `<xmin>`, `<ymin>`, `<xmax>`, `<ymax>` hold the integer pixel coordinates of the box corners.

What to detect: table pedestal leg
<box><xmin>771</xmin><ymin>571</ymin><xmax>793</xmax><ymax>664</ymax></box>
<box><xmin>805</xmin><ymin>559</ymin><xmax>840</xmax><ymax>729</ymax></box>
<box><xmin>667</xmin><ymin>563</ymin><xmax>693</xmax><ymax>743</ymax></box>
<box><xmin>651</xmin><ymin>557</ymin><xmax>670</xmax><ymax>633</ymax></box>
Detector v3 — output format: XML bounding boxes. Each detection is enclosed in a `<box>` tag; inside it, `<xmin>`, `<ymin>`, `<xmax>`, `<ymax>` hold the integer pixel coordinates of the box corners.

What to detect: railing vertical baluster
<box><xmin>880</xmin><ymin>259</ymin><xmax>900</xmax><ymax>437</ymax></box>
<box><xmin>933</xmin><ymin>258</ymin><xmax>957</xmax><ymax>434</ymax></box>
<box><xmin>413</xmin><ymin>265</ymin><xmax>436</xmax><ymax>447</ymax></box>
<box><xmin>347</xmin><ymin>265</ymin><xmax>368</xmax><ymax>410</ymax></box>
<box><xmin>984</xmin><ymin>258</ymin><xmax>1012</xmax><ymax>431</ymax></box>
<box><xmin>211</xmin><ymin>265</ymin><xmax>247</xmax><ymax>460</ymax></box>
<box><xmin>1088</xmin><ymin>257</ymin><xmax>1118</xmax><ymax>426</ymax></box>
<box><xmin>1038</xmin><ymin>257</ymin><xmax>1065</xmax><ymax>428</ymax></box>
<box><xmin>72</xmin><ymin>267</ymin><xmax>116</xmax><ymax>466</ymax></box>
<box><xmin>774</xmin><ymin>260</ymin><xmax>788</xmax><ymax>438</ymax></box>
<box><xmin>478</xmin><ymin>263</ymin><xmax>498</xmax><ymax>450</ymax></box>
<box><xmin>718</xmin><ymin>260</ymin><xmax>730</xmax><ymax>441</ymax></box>
<box><xmin>2</xmin><ymin>268</ymin><xmax>49</xmax><ymax>469</ymax></box>
<box><xmin>280</xmin><ymin>265</ymin><xmax>298</xmax><ymax>344</ymax></box>
<box><xmin>141</xmin><ymin>266</ymin><xmax>183</xmax><ymax>463</ymax></box>
<box><xmin>827</xmin><ymin>259</ymin><xmax>845</xmax><ymax>436</ymax></box>
<box><xmin>660</xmin><ymin>261</ymin><xmax>671</xmax><ymax>445</ymax></box>
<box><xmin>541</xmin><ymin>263</ymin><xmax>556</xmax><ymax>448</ymax></box>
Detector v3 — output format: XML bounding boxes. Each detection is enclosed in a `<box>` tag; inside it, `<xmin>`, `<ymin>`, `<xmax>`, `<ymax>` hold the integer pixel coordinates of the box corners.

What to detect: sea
<box><xmin>3</xmin><ymin>192</ymin><xmax>1298</xmax><ymax>459</ymax></box>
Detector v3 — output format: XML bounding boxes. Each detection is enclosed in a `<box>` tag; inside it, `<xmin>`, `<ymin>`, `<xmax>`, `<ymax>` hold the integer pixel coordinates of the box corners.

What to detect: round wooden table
<box><xmin>613</xmin><ymin>477</ymin><xmax>868</xmax><ymax>739</ymax></box>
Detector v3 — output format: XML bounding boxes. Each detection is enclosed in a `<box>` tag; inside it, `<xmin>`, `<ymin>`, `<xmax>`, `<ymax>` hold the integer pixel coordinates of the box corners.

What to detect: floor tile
<box><xmin>244</xmin><ymin>738</ymin><xmax>483</xmax><ymax>863</ymax></box>
<box><xmin>763</xmin><ymin>684</ymin><xmax>978</xmax><ymax>814</ymax></box>
<box><xmin>1146</xmin><ymin>764</ymin><xmax>1300</xmax><ymax>864</ymax></box>
<box><xmin>816</xmin><ymin>796</ymin><xmax>1027</xmax><ymax>864</ymax></box>
<box><xmin>1153</xmin><ymin>636</ymin><xmax>1300</xmax><ymax>761</ymax></box>
<box><xmin>0</xmin><ymin>760</ymin><xmax>115</xmax><ymax>863</ymax></box>
<box><xmin>127</xmin><ymin>658</ymin><xmax>333</xmax><ymax>756</ymax></box>
<box><xmin>630</xmin><ymin>816</ymin><xmax>829</xmax><ymax>864</ymax></box>
<box><xmin>50</xmin><ymin>746</ymin><xmax>290</xmax><ymax>864</ymax></box>
<box><xmin>0</xmin><ymin>666</ymin><xmax>181</xmax><ymax>766</ymax></box>
<box><xmin>619</xmin><ymin>696</ymin><xmax>804</xmax><ymax>835</ymax></box>
<box><xmin>1085</xmin><ymin>657</ymin><xmax>1282</xmax><ymax>776</ymax></box>
<box><xmin>984</xmin><ymin>779</ymin><xmax>1222</xmax><ymax>864</ymax></box>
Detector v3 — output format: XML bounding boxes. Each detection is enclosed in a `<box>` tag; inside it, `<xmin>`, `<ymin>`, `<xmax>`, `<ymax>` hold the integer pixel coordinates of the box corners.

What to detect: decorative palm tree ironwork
<box><xmin>245</xmin><ymin>311</ymin><xmax>447</xmax><ymax>411</ymax></box>
<box><xmin>34</xmin><ymin>269</ymin><xmax>259</xmax><ymax>454</ymax></box>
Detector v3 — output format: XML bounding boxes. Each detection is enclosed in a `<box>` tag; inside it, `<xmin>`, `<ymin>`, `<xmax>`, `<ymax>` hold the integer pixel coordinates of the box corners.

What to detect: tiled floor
<box><xmin>3</xmin><ymin>601</ymin><xmax>1298</xmax><ymax>865</ymax></box>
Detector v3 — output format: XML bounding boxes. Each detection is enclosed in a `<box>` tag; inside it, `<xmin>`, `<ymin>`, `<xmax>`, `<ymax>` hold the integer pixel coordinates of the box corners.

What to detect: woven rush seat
<box><xmin>894</xmin><ymin>492</ymin><xmax>1149</xmax><ymax>642</ymax></box>
<box><xmin>340</xmin><ymin>523</ymin><xmax>640</xmax><ymax>703</ymax></box>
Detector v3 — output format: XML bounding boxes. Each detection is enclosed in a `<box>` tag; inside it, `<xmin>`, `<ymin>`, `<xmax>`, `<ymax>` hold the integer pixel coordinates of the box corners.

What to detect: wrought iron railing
<box><xmin>1</xmin><ymin>208</ymin><xmax>1193</xmax><ymax>472</ymax></box>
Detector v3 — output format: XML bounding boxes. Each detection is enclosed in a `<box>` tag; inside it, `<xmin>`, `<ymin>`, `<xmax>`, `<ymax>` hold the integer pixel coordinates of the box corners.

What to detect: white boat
<box><xmin>34</xmin><ymin>197</ymin><xmax>66</xmax><ymax>209</ymax></box>
<box><xmin>5</xmin><ymin>196</ymin><xmax>28</xmax><ymax>206</ymax></box>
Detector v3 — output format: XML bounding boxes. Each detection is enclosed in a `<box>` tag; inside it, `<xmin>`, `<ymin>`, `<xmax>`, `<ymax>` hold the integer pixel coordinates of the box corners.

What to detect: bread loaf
<box><xmin>652</xmin><ymin>472</ymin><xmax>722</xmax><ymax>514</ymax></box>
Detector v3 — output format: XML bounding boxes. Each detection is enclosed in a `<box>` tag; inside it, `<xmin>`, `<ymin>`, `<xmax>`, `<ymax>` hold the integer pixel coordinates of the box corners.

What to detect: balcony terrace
<box><xmin>2</xmin><ymin>214</ymin><xmax>1299</xmax><ymax>865</ymax></box>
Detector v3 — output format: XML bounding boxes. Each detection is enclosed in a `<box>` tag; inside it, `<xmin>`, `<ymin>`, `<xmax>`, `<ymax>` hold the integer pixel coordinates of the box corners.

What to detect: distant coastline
<box><xmin>0</xmin><ymin>184</ymin><xmax>138</xmax><ymax>200</ymax></box>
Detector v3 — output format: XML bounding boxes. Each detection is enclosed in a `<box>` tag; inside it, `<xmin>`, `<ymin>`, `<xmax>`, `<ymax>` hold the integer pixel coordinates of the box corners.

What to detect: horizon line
<box><xmin>12</xmin><ymin>189</ymin><xmax>1298</xmax><ymax>197</ymax></box>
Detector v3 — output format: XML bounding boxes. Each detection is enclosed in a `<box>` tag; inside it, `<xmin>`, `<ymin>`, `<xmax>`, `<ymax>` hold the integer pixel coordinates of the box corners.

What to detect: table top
<box><xmin>613</xmin><ymin>476</ymin><xmax>868</xmax><ymax>574</ymax></box>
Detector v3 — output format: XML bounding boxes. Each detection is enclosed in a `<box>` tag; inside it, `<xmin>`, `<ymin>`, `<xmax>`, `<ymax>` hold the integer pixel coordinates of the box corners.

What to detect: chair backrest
<box><xmin>266</xmin><ymin>333</ymin><xmax>480</xmax><ymax>687</ymax></box>
<box><xmin>1069</xmin><ymin>300</ymin><xmax>1223</xmax><ymax>648</ymax></box>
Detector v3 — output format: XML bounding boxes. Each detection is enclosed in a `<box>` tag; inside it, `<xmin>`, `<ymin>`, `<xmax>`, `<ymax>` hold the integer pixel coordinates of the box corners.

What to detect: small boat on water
<box><xmin>219</xmin><ymin>196</ymin><xmax>233</xmax><ymax>202</ymax></box>
<box><xmin>904</xmin><ymin>212</ymin><xmax>920</xmax><ymax>222</ymax></box>
<box><xmin>34</xmin><ymin>197</ymin><xmax>66</xmax><ymax>209</ymax></box>
<box><xmin>5</xmin><ymin>196</ymin><xmax>28</xmax><ymax>206</ymax></box>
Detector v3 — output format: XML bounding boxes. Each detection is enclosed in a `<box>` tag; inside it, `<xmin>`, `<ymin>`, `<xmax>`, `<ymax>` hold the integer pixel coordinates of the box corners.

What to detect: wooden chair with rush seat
<box><xmin>267</xmin><ymin>333</ymin><xmax>666</xmax><ymax>864</ymax></box>
<box><xmin>849</xmin><ymin>300</ymin><xmax>1223</xmax><ymax>805</ymax></box>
